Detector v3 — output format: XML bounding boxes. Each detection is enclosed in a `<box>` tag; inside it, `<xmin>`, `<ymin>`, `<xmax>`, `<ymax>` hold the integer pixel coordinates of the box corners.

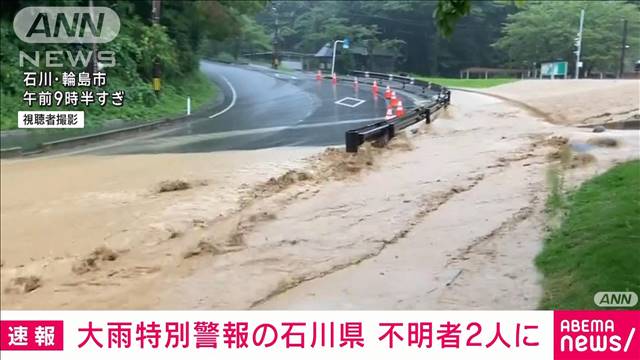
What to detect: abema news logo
<box><xmin>554</xmin><ymin>311</ymin><xmax>639</xmax><ymax>360</ymax></box>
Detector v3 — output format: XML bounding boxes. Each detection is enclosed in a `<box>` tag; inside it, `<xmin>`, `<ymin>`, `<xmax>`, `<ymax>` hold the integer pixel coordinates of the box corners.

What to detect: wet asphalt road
<box><xmin>97</xmin><ymin>61</ymin><xmax>416</xmax><ymax>154</ymax></box>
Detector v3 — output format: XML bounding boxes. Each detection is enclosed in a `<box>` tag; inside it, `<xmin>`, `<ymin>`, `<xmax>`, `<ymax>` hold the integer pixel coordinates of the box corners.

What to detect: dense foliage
<box><xmin>251</xmin><ymin>1</ymin><xmax>516</xmax><ymax>75</ymax></box>
<box><xmin>250</xmin><ymin>0</ymin><xmax>639</xmax><ymax>76</ymax></box>
<box><xmin>0</xmin><ymin>0</ymin><xmax>266</xmax><ymax>130</ymax></box>
<box><xmin>495</xmin><ymin>0</ymin><xmax>640</xmax><ymax>74</ymax></box>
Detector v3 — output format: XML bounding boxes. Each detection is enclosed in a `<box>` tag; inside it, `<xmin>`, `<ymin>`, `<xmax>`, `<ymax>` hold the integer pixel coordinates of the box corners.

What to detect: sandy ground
<box><xmin>1</xmin><ymin>80</ymin><xmax>638</xmax><ymax>309</ymax></box>
<box><xmin>483</xmin><ymin>79</ymin><xmax>639</xmax><ymax>125</ymax></box>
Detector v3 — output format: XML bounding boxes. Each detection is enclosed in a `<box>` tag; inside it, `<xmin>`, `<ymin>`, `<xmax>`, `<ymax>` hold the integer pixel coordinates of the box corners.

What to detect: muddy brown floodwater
<box><xmin>1</xmin><ymin>80</ymin><xmax>638</xmax><ymax>310</ymax></box>
<box><xmin>0</xmin><ymin>148</ymin><xmax>319</xmax><ymax>308</ymax></box>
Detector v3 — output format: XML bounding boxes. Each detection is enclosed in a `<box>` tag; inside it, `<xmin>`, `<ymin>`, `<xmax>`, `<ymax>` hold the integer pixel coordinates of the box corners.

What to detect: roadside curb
<box><xmin>0</xmin><ymin>147</ymin><xmax>22</xmax><ymax>158</ymax></box>
<box><xmin>1</xmin><ymin>112</ymin><xmax>191</xmax><ymax>159</ymax></box>
<box><xmin>39</xmin><ymin>115</ymin><xmax>190</xmax><ymax>152</ymax></box>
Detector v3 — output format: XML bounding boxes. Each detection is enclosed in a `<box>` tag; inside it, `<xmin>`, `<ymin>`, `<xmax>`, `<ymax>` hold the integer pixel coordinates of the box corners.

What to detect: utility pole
<box><xmin>151</xmin><ymin>0</ymin><xmax>162</xmax><ymax>94</ymax></box>
<box><xmin>272</xmin><ymin>6</ymin><xmax>279</xmax><ymax>69</ymax></box>
<box><xmin>89</xmin><ymin>0</ymin><xmax>97</xmax><ymax>74</ymax></box>
<box><xmin>151</xmin><ymin>0</ymin><xmax>161</xmax><ymax>24</ymax></box>
<box><xmin>575</xmin><ymin>9</ymin><xmax>585</xmax><ymax>79</ymax></box>
<box><xmin>619</xmin><ymin>19</ymin><xmax>628</xmax><ymax>78</ymax></box>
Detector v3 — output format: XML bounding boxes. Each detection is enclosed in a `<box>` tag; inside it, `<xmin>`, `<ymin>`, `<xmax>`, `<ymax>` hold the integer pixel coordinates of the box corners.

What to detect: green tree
<box><xmin>494</xmin><ymin>1</ymin><xmax>640</xmax><ymax>74</ymax></box>
<box><xmin>433</xmin><ymin>0</ymin><xmax>526</xmax><ymax>36</ymax></box>
<box><xmin>264</xmin><ymin>1</ymin><xmax>515</xmax><ymax>75</ymax></box>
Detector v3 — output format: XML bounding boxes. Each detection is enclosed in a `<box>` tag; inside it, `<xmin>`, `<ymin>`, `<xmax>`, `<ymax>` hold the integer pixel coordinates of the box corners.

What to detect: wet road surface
<box><xmin>97</xmin><ymin>61</ymin><xmax>416</xmax><ymax>154</ymax></box>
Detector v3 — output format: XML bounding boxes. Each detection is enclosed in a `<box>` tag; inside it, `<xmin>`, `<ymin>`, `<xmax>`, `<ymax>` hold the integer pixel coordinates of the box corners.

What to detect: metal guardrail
<box><xmin>350</xmin><ymin>70</ymin><xmax>445</xmax><ymax>95</ymax></box>
<box><xmin>344</xmin><ymin>71</ymin><xmax>451</xmax><ymax>153</ymax></box>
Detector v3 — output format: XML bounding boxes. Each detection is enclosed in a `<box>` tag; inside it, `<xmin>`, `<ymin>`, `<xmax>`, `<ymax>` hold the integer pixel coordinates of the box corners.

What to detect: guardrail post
<box><xmin>425</xmin><ymin>108</ymin><xmax>431</xmax><ymax>124</ymax></box>
<box><xmin>387</xmin><ymin>122</ymin><xmax>395</xmax><ymax>139</ymax></box>
<box><xmin>345</xmin><ymin>130</ymin><xmax>363</xmax><ymax>153</ymax></box>
<box><xmin>445</xmin><ymin>90</ymin><xmax>451</xmax><ymax>105</ymax></box>
<box><xmin>373</xmin><ymin>123</ymin><xmax>395</xmax><ymax>148</ymax></box>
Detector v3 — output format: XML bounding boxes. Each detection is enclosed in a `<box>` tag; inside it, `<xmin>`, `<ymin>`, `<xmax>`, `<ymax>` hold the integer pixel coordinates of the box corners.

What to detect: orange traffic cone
<box><xmin>331</xmin><ymin>72</ymin><xmax>337</xmax><ymax>85</ymax></box>
<box><xmin>390</xmin><ymin>91</ymin><xmax>399</xmax><ymax>107</ymax></box>
<box><xmin>384</xmin><ymin>85</ymin><xmax>392</xmax><ymax>99</ymax></box>
<box><xmin>372</xmin><ymin>80</ymin><xmax>379</xmax><ymax>94</ymax></box>
<box><xmin>385</xmin><ymin>106</ymin><xmax>396</xmax><ymax>121</ymax></box>
<box><xmin>396</xmin><ymin>100</ymin><xmax>405</xmax><ymax>117</ymax></box>
<box><xmin>316</xmin><ymin>70</ymin><xmax>322</xmax><ymax>80</ymax></box>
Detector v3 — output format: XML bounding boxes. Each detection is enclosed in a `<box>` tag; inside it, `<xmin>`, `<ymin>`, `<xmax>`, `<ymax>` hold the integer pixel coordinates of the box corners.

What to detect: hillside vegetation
<box><xmin>0</xmin><ymin>0</ymin><xmax>266</xmax><ymax>130</ymax></box>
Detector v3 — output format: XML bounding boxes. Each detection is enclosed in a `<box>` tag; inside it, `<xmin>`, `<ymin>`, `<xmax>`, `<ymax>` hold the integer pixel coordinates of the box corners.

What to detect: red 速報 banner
<box><xmin>0</xmin><ymin>310</ymin><xmax>638</xmax><ymax>359</ymax></box>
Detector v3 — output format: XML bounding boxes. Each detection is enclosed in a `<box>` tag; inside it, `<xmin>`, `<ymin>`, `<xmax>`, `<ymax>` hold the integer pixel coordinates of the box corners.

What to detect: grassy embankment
<box><xmin>415</xmin><ymin>76</ymin><xmax>518</xmax><ymax>88</ymax></box>
<box><xmin>536</xmin><ymin>160</ymin><xmax>640</xmax><ymax>309</ymax></box>
<box><xmin>0</xmin><ymin>71</ymin><xmax>217</xmax><ymax>131</ymax></box>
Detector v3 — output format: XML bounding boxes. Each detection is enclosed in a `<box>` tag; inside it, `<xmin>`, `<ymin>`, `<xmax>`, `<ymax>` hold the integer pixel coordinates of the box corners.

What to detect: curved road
<box><xmin>96</xmin><ymin>61</ymin><xmax>417</xmax><ymax>154</ymax></box>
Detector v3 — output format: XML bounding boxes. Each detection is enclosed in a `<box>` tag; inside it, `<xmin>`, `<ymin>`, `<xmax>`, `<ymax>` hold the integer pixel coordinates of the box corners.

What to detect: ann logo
<box><xmin>13</xmin><ymin>6</ymin><xmax>120</xmax><ymax>43</ymax></box>
<box><xmin>594</xmin><ymin>292</ymin><xmax>638</xmax><ymax>308</ymax></box>
<box><xmin>26</xmin><ymin>12</ymin><xmax>104</xmax><ymax>38</ymax></box>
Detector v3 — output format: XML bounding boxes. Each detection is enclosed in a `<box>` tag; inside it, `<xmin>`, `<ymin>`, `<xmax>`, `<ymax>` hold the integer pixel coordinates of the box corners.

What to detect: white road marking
<box><xmin>4</xmin><ymin>75</ymin><xmax>239</xmax><ymax>164</ymax></box>
<box><xmin>3</xmin><ymin>74</ymin><xmax>399</xmax><ymax>162</ymax></box>
<box><xmin>335</xmin><ymin>97</ymin><xmax>366</xmax><ymax>108</ymax></box>
<box><xmin>209</xmin><ymin>75</ymin><xmax>237</xmax><ymax>118</ymax></box>
<box><xmin>116</xmin><ymin>116</ymin><xmax>387</xmax><ymax>150</ymax></box>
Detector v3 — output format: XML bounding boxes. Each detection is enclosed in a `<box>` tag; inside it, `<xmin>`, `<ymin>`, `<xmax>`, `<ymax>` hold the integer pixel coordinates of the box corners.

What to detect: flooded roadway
<box><xmin>1</xmin><ymin>61</ymin><xmax>420</xmax><ymax>155</ymax></box>
<box><xmin>95</xmin><ymin>61</ymin><xmax>416</xmax><ymax>154</ymax></box>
